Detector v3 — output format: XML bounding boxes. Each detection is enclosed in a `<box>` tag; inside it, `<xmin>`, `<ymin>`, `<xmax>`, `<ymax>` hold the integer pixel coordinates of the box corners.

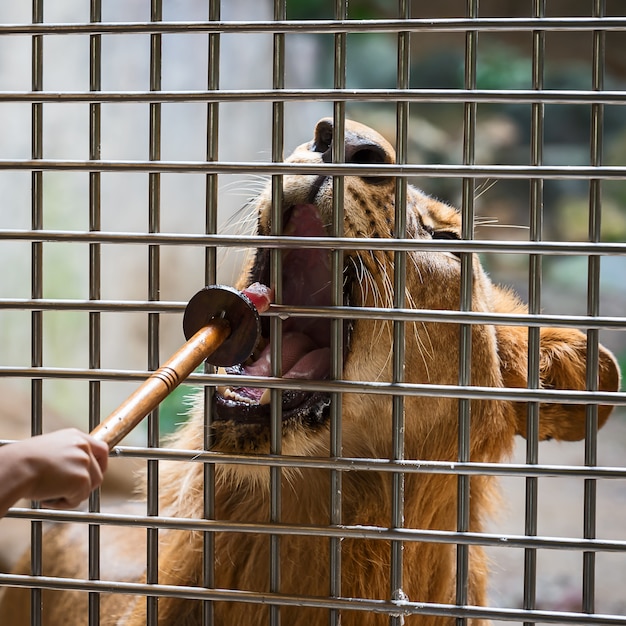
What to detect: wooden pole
<box><xmin>90</xmin><ymin>318</ymin><xmax>230</xmax><ymax>449</ymax></box>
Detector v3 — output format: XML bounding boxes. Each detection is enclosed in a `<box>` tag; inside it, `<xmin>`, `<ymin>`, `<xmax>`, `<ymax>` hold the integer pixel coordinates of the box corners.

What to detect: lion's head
<box><xmin>210</xmin><ymin>118</ymin><xmax>620</xmax><ymax>468</ymax></box>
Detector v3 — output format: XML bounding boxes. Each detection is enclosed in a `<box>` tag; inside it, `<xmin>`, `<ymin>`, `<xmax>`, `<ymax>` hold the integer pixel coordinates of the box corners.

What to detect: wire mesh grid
<box><xmin>0</xmin><ymin>1</ymin><xmax>625</xmax><ymax>625</ymax></box>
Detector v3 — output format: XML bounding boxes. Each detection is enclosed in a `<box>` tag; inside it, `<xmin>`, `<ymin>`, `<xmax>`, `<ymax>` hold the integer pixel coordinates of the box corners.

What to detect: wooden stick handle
<box><xmin>90</xmin><ymin>318</ymin><xmax>231</xmax><ymax>449</ymax></box>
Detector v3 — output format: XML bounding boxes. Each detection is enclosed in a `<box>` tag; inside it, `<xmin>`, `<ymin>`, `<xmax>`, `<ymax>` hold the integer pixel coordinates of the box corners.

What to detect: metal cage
<box><xmin>0</xmin><ymin>1</ymin><xmax>625</xmax><ymax>625</ymax></box>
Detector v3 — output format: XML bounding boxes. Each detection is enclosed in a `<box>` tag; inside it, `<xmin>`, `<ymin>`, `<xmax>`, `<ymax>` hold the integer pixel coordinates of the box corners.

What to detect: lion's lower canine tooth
<box><xmin>259</xmin><ymin>388</ymin><xmax>271</xmax><ymax>405</ymax></box>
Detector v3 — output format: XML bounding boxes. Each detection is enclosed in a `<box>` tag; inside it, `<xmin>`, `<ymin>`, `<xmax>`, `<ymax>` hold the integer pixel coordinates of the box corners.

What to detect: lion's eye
<box><xmin>432</xmin><ymin>230</ymin><xmax>461</xmax><ymax>258</ymax></box>
<box><xmin>432</xmin><ymin>230</ymin><xmax>460</xmax><ymax>241</ymax></box>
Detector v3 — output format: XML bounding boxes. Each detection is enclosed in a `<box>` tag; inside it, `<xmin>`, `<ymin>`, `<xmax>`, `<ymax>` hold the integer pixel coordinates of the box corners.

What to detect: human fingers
<box><xmin>68</xmin><ymin>432</ymin><xmax>107</xmax><ymax>499</ymax></box>
<box><xmin>86</xmin><ymin>434</ymin><xmax>109</xmax><ymax>476</ymax></box>
<box><xmin>56</xmin><ymin>429</ymin><xmax>107</xmax><ymax>485</ymax></box>
<box><xmin>84</xmin><ymin>444</ymin><xmax>104</xmax><ymax>494</ymax></box>
<box><xmin>40</xmin><ymin>430</ymin><xmax>104</xmax><ymax>508</ymax></box>
<box><xmin>44</xmin><ymin>495</ymin><xmax>79</xmax><ymax>510</ymax></box>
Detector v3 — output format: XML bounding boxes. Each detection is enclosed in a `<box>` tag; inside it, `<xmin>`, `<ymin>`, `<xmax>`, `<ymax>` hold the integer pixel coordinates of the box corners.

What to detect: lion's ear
<box><xmin>498</xmin><ymin>326</ymin><xmax>621</xmax><ymax>442</ymax></box>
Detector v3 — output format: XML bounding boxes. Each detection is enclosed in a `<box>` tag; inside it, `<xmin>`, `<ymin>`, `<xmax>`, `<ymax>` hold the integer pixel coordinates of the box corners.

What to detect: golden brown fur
<box><xmin>0</xmin><ymin>119</ymin><xmax>620</xmax><ymax>625</ymax></box>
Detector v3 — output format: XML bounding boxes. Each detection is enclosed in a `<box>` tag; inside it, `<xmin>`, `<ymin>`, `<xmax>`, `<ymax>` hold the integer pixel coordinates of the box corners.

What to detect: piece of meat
<box><xmin>242</xmin><ymin>282</ymin><xmax>274</xmax><ymax>314</ymax></box>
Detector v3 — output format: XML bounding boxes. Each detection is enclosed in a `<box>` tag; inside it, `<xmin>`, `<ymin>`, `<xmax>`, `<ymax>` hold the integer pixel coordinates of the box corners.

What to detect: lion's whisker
<box><xmin>478</xmin><ymin>223</ymin><xmax>530</xmax><ymax>230</ymax></box>
<box><xmin>474</xmin><ymin>178</ymin><xmax>498</xmax><ymax>200</ymax></box>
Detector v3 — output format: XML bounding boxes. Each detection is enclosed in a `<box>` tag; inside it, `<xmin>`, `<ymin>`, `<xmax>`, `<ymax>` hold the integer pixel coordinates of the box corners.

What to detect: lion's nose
<box><xmin>312</xmin><ymin>119</ymin><xmax>392</xmax><ymax>167</ymax></box>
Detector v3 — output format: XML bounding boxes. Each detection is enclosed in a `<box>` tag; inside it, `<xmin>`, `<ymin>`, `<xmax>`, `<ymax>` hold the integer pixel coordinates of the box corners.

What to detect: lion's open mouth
<box><xmin>214</xmin><ymin>203</ymin><xmax>350</xmax><ymax>426</ymax></box>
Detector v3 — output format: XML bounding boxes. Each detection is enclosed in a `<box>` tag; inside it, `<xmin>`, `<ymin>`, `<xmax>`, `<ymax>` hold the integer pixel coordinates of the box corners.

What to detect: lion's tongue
<box><xmin>244</xmin><ymin>333</ymin><xmax>330</xmax><ymax>380</ymax></box>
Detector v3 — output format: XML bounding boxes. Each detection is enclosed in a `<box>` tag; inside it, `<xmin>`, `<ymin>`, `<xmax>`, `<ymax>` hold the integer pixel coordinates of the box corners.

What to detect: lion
<box><xmin>0</xmin><ymin>119</ymin><xmax>620</xmax><ymax>625</ymax></box>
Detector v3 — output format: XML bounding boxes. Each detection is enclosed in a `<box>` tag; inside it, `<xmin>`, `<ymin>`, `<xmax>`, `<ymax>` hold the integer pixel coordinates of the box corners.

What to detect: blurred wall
<box><xmin>0</xmin><ymin>0</ymin><xmax>328</xmax><ymax>426</ymax></box>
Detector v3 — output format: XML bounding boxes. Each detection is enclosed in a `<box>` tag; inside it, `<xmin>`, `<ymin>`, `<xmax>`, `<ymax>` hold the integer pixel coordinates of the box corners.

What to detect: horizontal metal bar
<box><xmin>4</xmin><ymin>506</ymin><xmax>626</xmax><ymax>553</ymax></box>
<box><xmin>0</xmin><ymin>572</ymin><xmax>624</xmax><ymax>624</ymax></box>
<box><xmin>1</xmin><ymin>88</ymin><xmax>626</xmax><ymax>105</ymax></box>
<box><xmin>0</xmin><ymin>298</ymin><xmax>185</xmax><ymax>314</ymax></box>
<box><xmin>0</xmin><ymin>366</ymin><xmax>623</xmax><ymax>405</ymax></box>
<box><xmin>1</xmin><ymin>17</ymin><xmax>626</xmax><ymax>36</ymax></box>
<box><xmin>1</xmin><ymin>298</ymin><xmax>626</xmax><ymax>331</ymax></box>
<box><xmin>269</xmin><ymin>304</ymin><xmax>626</xmax><ymax>331</ymax></box>
<box><xmin>104</xmin><ymin>446</ymin><xmax>626</xmax><ymax>480</ymax></box>
<box><xmin>2</xmin><ymin>440</ymin><xmax>625</xmax><ymax>479</ymax></box>
<box><xmin>1</xmin><ymin>229</ymin><xmax>626</xmax><ymax>256</ymax></box>
<box><xmin>1</xmin><ymin>159</ymin><xmax>626</xmax><ymax>179</ymax></box>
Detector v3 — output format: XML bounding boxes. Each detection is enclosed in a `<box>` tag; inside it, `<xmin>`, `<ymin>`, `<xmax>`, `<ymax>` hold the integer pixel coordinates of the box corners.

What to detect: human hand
<box><xmin>8</xmin><ymin>428</ymin><xmax>109</xmax><ymax>510</ymax></box>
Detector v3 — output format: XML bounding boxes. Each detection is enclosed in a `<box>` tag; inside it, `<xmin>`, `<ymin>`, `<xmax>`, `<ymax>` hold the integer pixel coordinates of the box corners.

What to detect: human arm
<box><xmin>0</xmin><ymin>428</ymin><xmax>109</xmax><ymax>518</ymax></box>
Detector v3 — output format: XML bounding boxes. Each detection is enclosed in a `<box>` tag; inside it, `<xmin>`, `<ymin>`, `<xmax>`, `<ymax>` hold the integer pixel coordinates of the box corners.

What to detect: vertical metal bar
<box><xmin>30</xmin><ymin>0</ymin><xmax>44</xmax><ymax>623</ymax></box>
<box><xmin>88</xmin><ymin>1</ymin><xmax>102</xmax><ymax>623</ymax></box>
<box><xmin>390</xmin><ymin>1</ymin><xmax>410</xmax><ymax>624</ymax></box>
<box><xmin>270</xmin><ymin>2</ymin><xmax>286</xmax><ymax>624</ymax></box>
<box><xmin>583</xmin><ymin>0</ymin><xmax>605</xmax><ymax>615</ymax></box>
<box><xmin>456</xmin><ymin>2</ymin><xmax>477</xmax><ymax>622</ymax></box>
<box><xmin>202</xmin><ymin>3</ymin><xmax>220</xmax><ymax>625</ymax></box>
<box><xmin>205</xmin><ymin>0</ymin><xmax>220</xmax><ymax>288</ymax></box>
<box><xmin>329</xmin><ymin>1</ymin><xmax>346</xmax><ymax>622</ymax></box>
<box><xmin>523</xmin><ymin>3</ymin><xmax>545</xmax><ymax>625</ymax></box>
<box><xmin>146</xmin><ymin>1</ymin><xmax>162</xmax><ymax>623</ymax></box>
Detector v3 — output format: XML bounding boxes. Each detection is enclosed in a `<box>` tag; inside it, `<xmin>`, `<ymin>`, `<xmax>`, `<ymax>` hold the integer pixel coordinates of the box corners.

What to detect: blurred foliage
<box><xmin>287</xmin><ymin>0</ymin><xmax>391</xmax><ymax>19</ymax></box>
<box><xmin>159</xmin><ymin>382</ymin><xmax>195</xmax><ymax>437</ymax></box>
<box><xmin>342</xmin><ymin>37</ymin><xmax>626</xmax><ymax>243</ymax></box>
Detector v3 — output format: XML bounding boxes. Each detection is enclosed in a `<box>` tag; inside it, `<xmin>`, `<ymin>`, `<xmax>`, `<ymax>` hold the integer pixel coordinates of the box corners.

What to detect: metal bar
<box><xmin>5</xmin><ymin>506</ymin><xmax>626</xmax><ymax>552</ymax></box>
<box><xmin>4</xmin><ymin>296</ymin><xmax>626</xmax><ymax>331</ymax></box>
<box><xmin>269</xmin><ymin>3</ymin><xmax>286</xmax><ymax>624</ymax></box>
<box><xmin>3</xmin><ymin>17</ymin><xmax>626</xmax><ymax>36</ymax></box>
<box><xmin>30</xmin><ymin>0</ymin><xmax>44</xmax><ymax>623</ymax></box>
<box><xmin>329</xmin><ymin>2</ymin><xmax>347</xmax><ymax>624</ymax></box>
<box><xmin>4</xmin><ymin>159</ymin><xmax>626</xmax><ymax>179</ymax></box>
<box><xmin>3</xmin><ymin>572</ymin><xmax>626</xmax><ymax>625</ymax></box>
<box><xmin>583</xmin><ymin>0</ymin><xmax>606</xmax><ymax>615</ymax></box>
<box><xmin>88</xmin><ymin>1</ymin><xmax>103</xmax><ymax>623</ymax></box>
<box><xmin>390</xmin><ymin>2</ymin><xmax>410</xmax><ymax>624</ymax></box>
<box><xmin>4</xmin><ymin>87</ymin><xmax>626</xmax><ymax>104</ymax></box>
<box><xmin>202</xmin><ymin>3</ymin><xmax>220</xmax><ymax>624</ymax></box>
<box><xmin>456</xmin><ymin>2</ymin><xmax>477</xmax><ymax>621</ymax></box>
<box><xmin>523</xmin><ymin>3</ymin><xmax>545</xmax><ymax>623</ymax></box>
<box><xmin>146</xmin><ymin>2</ymin><xmax>163</xmax><ymax>623</ymax></box>
<box><xmin>4</xmin><ymin>447</ymin><xmax>626</xmax><ymax>480</ymax></box>
<box><xmin>0</xmin><ymin>366</ymin><xmax>624</xmax><ymax>405</ymax></box>
<box><xmin>3</xmin><ymin>230</ymin><xmax>626</xmax><ymax>257</ymax></box>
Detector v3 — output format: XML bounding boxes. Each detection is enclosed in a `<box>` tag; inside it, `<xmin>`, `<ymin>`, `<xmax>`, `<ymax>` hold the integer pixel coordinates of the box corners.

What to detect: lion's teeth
<box><xmin>223</xmin><ymin>388</ymin><xmax>256</xmax><ymax>405</ymax></box>
<box><xmin>215</xmin><ymin>368</ymin><xmax>270</xmax><ymax>406</ymax></box>
<box><xmin>216</xmin><ymin>368</ymin><xmax>229</xmax><ymax>397</ymax></box>
<box><xmin>259</xmin><ymin>388</ymin><xmax>271</xmax><ymax>405</ymax></box>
